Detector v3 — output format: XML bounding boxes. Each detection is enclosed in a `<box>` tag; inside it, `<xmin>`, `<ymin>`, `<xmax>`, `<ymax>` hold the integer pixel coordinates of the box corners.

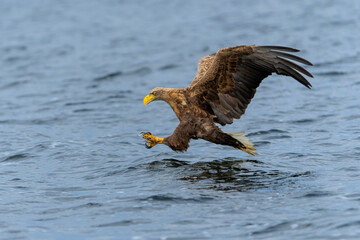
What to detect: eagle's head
<box><xmin>143</xmin><ymin>87</ymin><xmax>170</xmax><ymax>105</ymax></box>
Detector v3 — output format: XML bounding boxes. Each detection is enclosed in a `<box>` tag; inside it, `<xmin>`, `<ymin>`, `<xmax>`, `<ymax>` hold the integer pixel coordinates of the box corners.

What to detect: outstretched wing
<box><xmin>187</xmin><ymin>45</ymin><xmax>313</xmax><ymax>126</ymax></box>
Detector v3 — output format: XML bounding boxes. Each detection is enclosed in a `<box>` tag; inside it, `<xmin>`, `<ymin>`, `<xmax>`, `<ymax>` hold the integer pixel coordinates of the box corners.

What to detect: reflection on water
<box><xmin>147</xmin><ymin>158</ymin><xmax>312</xmax><ymax>191</ymax></box>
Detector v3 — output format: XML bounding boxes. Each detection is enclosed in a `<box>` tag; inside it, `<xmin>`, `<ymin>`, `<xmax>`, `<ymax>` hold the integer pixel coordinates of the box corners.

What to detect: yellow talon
<box><xmin>140</xmin><ymin>132</ymin><xmax>163</xmax><ymax>149</ymax></box>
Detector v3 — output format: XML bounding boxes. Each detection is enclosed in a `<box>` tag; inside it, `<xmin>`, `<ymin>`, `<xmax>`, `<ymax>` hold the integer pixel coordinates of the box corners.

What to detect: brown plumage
<box><xmin>142</xmin><ymin>45</ymin><xmax>313</xmax><ymax>155</ymax></box>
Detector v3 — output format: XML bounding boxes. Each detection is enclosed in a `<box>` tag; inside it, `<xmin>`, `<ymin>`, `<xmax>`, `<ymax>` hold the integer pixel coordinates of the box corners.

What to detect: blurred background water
<box><xmin>0</xmin><ymin>0</ymin><xmax>360</xmax><ymax>239</ymax></box>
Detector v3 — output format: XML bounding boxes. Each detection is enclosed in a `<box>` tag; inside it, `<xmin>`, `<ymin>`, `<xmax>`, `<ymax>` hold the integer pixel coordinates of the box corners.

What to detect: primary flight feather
<box><xmin>141</xmin><ymin>45</ymin><xmax>313</xmax><ymax>155</ymax></box>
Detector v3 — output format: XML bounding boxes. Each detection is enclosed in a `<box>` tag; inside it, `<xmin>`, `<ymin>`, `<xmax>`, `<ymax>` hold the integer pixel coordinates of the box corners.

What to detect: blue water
<box><xmin>1</xmin><ymin>0</ymin><xmax>360</xmax><ymax>239</ymax></box>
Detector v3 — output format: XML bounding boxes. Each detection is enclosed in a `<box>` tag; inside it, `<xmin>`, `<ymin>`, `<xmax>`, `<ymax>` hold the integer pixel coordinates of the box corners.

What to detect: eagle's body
<box><xmin>142</xmin><ymin>45</ymin><xmax>313</xmax><ymax>155</ymax></box>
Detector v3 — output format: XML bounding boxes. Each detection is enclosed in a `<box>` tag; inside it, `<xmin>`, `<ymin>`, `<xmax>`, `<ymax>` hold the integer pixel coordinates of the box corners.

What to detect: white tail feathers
<box><xmin>227</xmin><ymin>132</ymin><xmax>257</xmax><ymax>156</ymax></box>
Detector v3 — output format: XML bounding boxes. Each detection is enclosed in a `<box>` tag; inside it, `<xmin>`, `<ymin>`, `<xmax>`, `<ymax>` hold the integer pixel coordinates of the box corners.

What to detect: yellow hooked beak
<box><xmin>143</xmin><ymin>94</ymin><xmax>156</xmax><ymax>106</ymax></box>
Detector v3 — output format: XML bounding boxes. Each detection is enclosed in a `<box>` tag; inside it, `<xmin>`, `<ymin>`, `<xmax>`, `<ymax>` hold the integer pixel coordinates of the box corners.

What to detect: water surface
<box><xmin>1</xmin><ymin>0</ymin><xmax>360</xmax><ymax>239</ymax></box>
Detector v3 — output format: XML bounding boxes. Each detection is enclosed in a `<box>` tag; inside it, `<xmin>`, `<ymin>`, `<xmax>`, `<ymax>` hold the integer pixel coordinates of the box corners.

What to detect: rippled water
<box><xmin>1</xmin><ymin>0</ymin><xmax>360</xmax><ymax>239</ymax></box>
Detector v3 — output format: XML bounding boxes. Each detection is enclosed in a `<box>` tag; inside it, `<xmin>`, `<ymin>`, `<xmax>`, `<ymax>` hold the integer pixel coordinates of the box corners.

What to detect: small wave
<box><xmin>253</xmin><ymin>220</ymin><xmax>294</xmax><ymax>235</ymax></box>
<box><xmin>86</xmin><ymin>163</ymin><xmax>141</xmax><ymax>179</ymax></box>
<box><xmin>40</xmin><ymin>202</ymin><xmax>103</xmax><ymax>215</ymax></box>
<box><xmin>279</xmin><ymin>152</ymin><xmax>306</xmax><ymax>158</ymax></box>
<box><xmin>148</xmin><ymin>159</ymin><xmax>190</xmax><ymax>168</ymax></box>
<box><xmin>275</xmin><ymin>171</ymin><xmax>312</xmax><ymax>180</ymax></box>
<box><xmin>334</xmin><ymin>220</ymin><xmax>360</xmax><ymax>229</ymax></box>
<box><xmin>94</xmin><ymin>219</ymin><xmax>151</xmax><ymax>228</ymax></box>
<box><xmin>45</xmin><ymin>187</ymin><xmax>87</xmax><ymax>192</ymax></box>
<box><xmin>93</xmin><ymin>71</ymin><xmax>123</xmax><ymax>81</ymax></box>
<box><xmin>266</xmin><ymin>135</ymin><xmax>291</xmax><ymax>140</ymax></box>
<box><xmin>158</xmin><ymin>64</ymin><xmax>178</xmax><ymax>71</ymax></box>
<box><xmin>290</xmin><ymin>118</ymin><xmax>316</xmax><ymax>124</ymax></box>
<box><xmin>103</xmin><ymin>169</ymin><xmax>129</xmax><ymax>177</ymax></box>
<box><xmin>253</xmin><ymin>220</ymin><xmax>312</xmax><ymax>235</ymax></box>
<box><xmin>73</xmin><ymin>108</ymin><xmax>94</xmax><ymax>113</ymax></box>
<box><xmin>126</xmin><ymin>66</ymin><xmax>151</xmax><ymax>76</ymax></box>
<box><xmin>139</xmin><ymin>194</ymin><xmax>213</xmax><ymax>203</ymax></box>
<box><xmin>0</xmin><ymin>80</ymin><xmax>29</xmax><ymax>89</ymax></box>
<box><xmin>51</xmin><ymin>45</ymin><xmax>74</xmax><ymax>56</ymax></box>
<box><xmin>31</xmin><ymin>117</ymin><xmax>64</xmax><ymax>125</ymax></box>
<box><xmin>254</xmin><ymin>141</ymin><xmax>271</xmax><ymax>146</ymax></box>
<box><xmin>4</xmin><ymin>55</ymin><xmax>30</xmax><ymax>64</ymax></box>
<box><xmin>1</xmin><ymin>45</ymin><xmax>27</xmax><ymax>53</ymax></box>
<box><xmin>345</xmin><ymin>114</ymin><xmax>360</xmax><ymax>120</ymax></box>
<box><xmin>346</xmin><ymin>193</ymin><xmax>360</xmax><ymax>198</ymax></box>
<box><xmin>247</xmin><ymin>129</ymin><xmax>288</xmax><ymax>137</ymax></box>
<box><xmin>93</xmin><ymin>67</ymin><xmax>151</xmax><ymax>82</ymax></box>
<box><xmin>70</xmin><ymin>202</ymin><xmax>103</xmax><ymax>210</ymax></box>
<box><xmin>316</xmin><ymin>71</ymin><xmax>348</xmax><ymax>76</ymax></box>
<box><xmin>299</xmin><ymin>191</ymin><xmax>334</xmax><ymax>198</ymax></box>
<box><xmin>1</xmin><ymin>153</ymin><xmax>31</xmax><ymax>162</ymax></box>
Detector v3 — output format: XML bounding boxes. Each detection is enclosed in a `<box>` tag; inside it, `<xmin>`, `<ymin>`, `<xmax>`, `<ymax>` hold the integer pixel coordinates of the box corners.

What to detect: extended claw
<box><xmin>140</xmin><ymin>131</ymin><xmax>152</xmax><ymax>137</ymax></box>
<box><xmin>139</xmin><ymin>131</ymin><xmax>163</xmax><ymax>149</ymax></box>
<box><xmin>145</xmin><ymin>142</ymin><xmax>152</xmax><ymax>149</ymax></box>
<box><xmin>140</xmin><ymin>132</ymin><xmax>154</xmax><ymax>144</ymax></box>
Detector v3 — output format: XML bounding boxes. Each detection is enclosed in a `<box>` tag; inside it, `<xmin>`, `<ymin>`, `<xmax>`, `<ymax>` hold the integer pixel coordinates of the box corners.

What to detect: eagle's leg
<box><xmin>140</xmin><ymin>132</ymin><xmax>164</xmax><ymax>149</ymax></box>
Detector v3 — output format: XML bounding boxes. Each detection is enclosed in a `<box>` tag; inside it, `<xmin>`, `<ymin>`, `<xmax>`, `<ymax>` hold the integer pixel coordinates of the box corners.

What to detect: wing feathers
<box><xmin>268</xmin><ymin>51</ymin><xmax>313</xmax><ymax>65</ymax></box>
<box><xmin>209</xmin><ymin>102</ymin><xmax>233</xmax><ymax>124</ymax></box>
<box><xmin>188</xmin><ymin>45</ymin><xmax>313</xmax><ymax>126</ymax></box>
<box><xmin>257</xmin><ymin>45</ymin><xmax>300</xmax><ymax>52</ymax></box>
<box><xmin>277</xmin><ymin>57</ymin><xmax>314</xmax><ymax>78</ymax></box>
<box><xmin>220</xmin><ymin>94</ymin><xmax>243</xmax><ymax>117</ymax></box>
<box><xmin>276</xmin><ymin>63</ymin><xmax>312</xmax><ymax>88</ymax></box>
